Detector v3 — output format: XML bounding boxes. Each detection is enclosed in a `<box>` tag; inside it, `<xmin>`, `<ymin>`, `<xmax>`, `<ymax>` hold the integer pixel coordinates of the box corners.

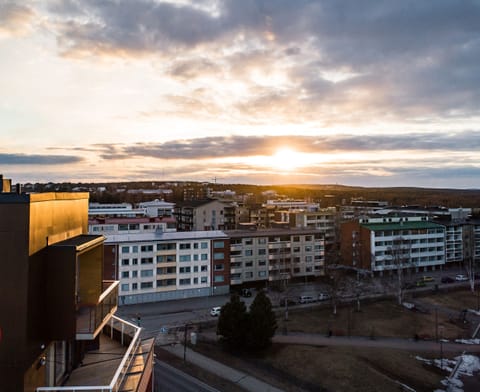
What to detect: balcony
<box><xmin>37</xmin><ymin>316</ymin><xmax>154</xmax><ymax>392</ymax></box>
<box><xmin>76</xmin><ymin>280</ymin><xmax>119</xmax><ymax>340</ymax></box>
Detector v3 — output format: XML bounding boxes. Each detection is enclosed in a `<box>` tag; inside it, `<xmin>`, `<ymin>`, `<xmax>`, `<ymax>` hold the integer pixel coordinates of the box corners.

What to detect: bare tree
<box><xmin>386</xmin><ymin>236</ymin><xmax>411</xmax><ymax>305</ymax></box>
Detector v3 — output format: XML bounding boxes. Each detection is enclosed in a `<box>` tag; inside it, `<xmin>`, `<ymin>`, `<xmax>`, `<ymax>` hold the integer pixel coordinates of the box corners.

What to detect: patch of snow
<box><xmin>417</xmin><ymin>354</ymin><xmax>480</xmax><ymax>392</ymax></box>
<box><xmin>466</xmin><ymin>309</ymin><xmax>480</xmax><ymax>316</ymax></box>
<box><xmin>454</xmin><ymin>338</ymin><xmax>480</xmax><ymax>345</ymax></box>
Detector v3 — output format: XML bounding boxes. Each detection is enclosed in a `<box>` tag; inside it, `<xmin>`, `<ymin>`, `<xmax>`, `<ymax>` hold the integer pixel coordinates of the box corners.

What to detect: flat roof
<box><xmin>0</xmin><ymin>192</ymin><xmax>89</xmax><ymax>204</ymax></box>
<box><xmin>104</xmin><ymin>230</ymin><xmax>228</xmax><ymax>244</ymax></box>
<box><xmin>361</xmin><ymin>221</ymin><xmax>445</xmax><ymax>231</ymax></box>
<box><xmin>225</xmin><ymin>227</ymin><xmax>325</xmax><ymax>238</ymax></box>
<box><xmin>51</xmin><ymin>234</ymin><xmax>104</xmax><ymax>251</ymax></box>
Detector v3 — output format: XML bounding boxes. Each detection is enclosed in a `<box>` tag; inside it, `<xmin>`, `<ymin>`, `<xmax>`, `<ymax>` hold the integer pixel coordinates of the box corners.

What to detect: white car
<box><xmin>210</xmin><ymin>306</ymin><xmax>221</xmax><ymax>316</ymax></box>
<box><xmin>455</xmin><ymin>274</ymin><xmax>468</xmax><ymax>281</ymax></box>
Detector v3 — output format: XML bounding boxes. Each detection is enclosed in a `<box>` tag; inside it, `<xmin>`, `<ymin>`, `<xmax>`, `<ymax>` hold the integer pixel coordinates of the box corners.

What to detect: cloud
<box><xmin>84</xmin><ymin>131</ymin><xmax>480</xmax><ymax>161</ymax></box>
<box><xmin>0</xmin><ymin>153</ymin><xmax>83</xmax><ymax>165</ymax></box>
<box><xmin>0</xmin><ymin>2</ymin><xmax>35</xmax><ymax>37</ymax></box>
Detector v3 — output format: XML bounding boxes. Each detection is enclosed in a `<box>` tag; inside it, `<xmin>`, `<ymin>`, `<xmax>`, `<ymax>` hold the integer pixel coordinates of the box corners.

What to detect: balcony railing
<box><xmin>76</xmin><ymin>280</ymin><xmax>119</xmax><ymax>340</ymax></box>
<box><xmin>37</xmin><ymin>316</ymin><xmax>148</xmax><ymax>392</ymax></box>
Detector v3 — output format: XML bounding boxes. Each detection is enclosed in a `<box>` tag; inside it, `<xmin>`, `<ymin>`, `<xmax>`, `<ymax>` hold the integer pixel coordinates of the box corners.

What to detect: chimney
<box><xmin>0</xmin><ymin>175</ymin><xmax>12</xmax><ymax>193</ymax></box>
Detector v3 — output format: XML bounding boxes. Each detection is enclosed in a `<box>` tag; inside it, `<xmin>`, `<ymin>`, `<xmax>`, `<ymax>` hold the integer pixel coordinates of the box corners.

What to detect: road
<box><xmin>155</xmin><ymin>360</ymin><xmax>220</xmax><ymax>392</ymax></box>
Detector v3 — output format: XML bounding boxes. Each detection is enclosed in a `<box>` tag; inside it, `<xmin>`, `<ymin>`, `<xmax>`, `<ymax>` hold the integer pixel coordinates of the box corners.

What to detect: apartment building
<box><xmin>225</xmin><ymin>228</ymin><xmax>325</xmax><ymax>287</ymax></box>
<box><xmin>104</xmin><ymin>231</ymin><xmax>230</xmax><ymax>305</ymax></box>
<box><xmin>340</xmin><ymin>215</ymin><xmax>446</xmax><ymax>275</ymax></box>
<box><xmin>0</xmin><ymin>184</ymin><xmax>153</xmax><ymax>391</ymax></box>
<box><xmin>174</xmin><ymin>199</ymin><xmax>236</xmax><ymax>231</ymax></box>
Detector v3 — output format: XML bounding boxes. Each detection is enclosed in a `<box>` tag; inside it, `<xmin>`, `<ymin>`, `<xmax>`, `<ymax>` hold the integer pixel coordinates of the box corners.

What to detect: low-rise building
<box><xmin>340</xmin><ymin>215</ymin><xmax>446</xmax><ymax>275</ymax></box>
<box><xmin>105</xmin><ymin>231</ymin><xmax>230</xmax><ymax>305</ymax></box>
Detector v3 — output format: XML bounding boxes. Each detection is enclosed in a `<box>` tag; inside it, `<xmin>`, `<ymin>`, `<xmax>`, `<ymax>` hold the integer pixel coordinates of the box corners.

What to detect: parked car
<box><xmin>455</xmin><ymin>274</ymin><xmax>468</xmax><ymax>281</ymax></box>
<box><xmin>318</xmin><ymin>293</ymin><xmax>331</xmax><ymax>301</ymax></box>
<box><xmin>240</xmin><ymin>288</ymin><xmax>252</xmax><ymax>297</ymax></box>
<box><xmin>441</xmin><ymin>276</ymin><xmax>454</xmax><ymax>284</ymax></box>
<box><xmin>299</xmin><ymin>295</ymin><xmax>316</xmax><ymax>304</ymax></box>
<box><xmin>210</xmin><ymin>306</ymin><xmax>221</xmax><ymax>316</ymax></box>
<box><xmin>421</xmin><ymin>276</ymin><xmax>435</xmax><ymax>283</ymax></box>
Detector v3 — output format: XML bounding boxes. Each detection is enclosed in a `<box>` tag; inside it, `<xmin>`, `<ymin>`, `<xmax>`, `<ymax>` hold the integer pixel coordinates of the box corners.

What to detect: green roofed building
<box><xmin>340</xmin><ymin>215</ymin><xmax>446</xmax><ymax>275</ymax></box>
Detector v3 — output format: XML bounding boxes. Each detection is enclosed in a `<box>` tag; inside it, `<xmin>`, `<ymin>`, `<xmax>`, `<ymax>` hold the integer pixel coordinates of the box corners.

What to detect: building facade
<box><xmin>225</xmin><ymin>228</ymin><xmax>325</xmax><ymax>287</ymax></box>
<box><xmin>340</xmin><ymin>216</ymin><xmax>446</xmax><ymax>275</ymax></box>
<box><xmin>174</xmin><ymin>199</ymin><xmax>236</xmax><ymax>231</ymax></box>
<box><xmin>105</xmin><ymin>231</ymin><xmax>230</xmax><ymax>305</ymax></box>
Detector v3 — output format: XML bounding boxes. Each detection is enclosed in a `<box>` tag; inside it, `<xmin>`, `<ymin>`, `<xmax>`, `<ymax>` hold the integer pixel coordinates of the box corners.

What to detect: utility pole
<box><xmin>183</xmin><ymin>324</ymin><xmax>188</xmax><ymax>362</ymax></box>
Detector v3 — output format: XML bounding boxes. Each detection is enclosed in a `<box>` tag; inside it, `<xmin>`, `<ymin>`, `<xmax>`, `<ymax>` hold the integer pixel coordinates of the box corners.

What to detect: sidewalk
<box><xmin>161</xmin><ymin>343</ymin><xmax>284</xmax><ymax>392</ymax></box>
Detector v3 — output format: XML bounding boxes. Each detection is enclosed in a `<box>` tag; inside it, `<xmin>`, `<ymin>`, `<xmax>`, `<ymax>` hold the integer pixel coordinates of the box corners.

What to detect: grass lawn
<box><xmin>187</xmin><ymin>290</ymin><xmax>479</xmax><ymax>391</ymax></box>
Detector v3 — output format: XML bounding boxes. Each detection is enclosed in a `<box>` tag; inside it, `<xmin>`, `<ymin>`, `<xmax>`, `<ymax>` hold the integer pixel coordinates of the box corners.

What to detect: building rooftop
<box><xmin>225</xmin><ymin>227</ymin><xmax>325</xmax><ymax>237</ymax></box>
<box><xmin>104</xmin><ymin>230</ymin><xmax>228</xmax><ymax>244</ymax></box>
<box><xmin>361</xmin><ymin>221</ymin><xmax>445</xmax><ymax>231</ymax></box>
<box><xmin>51</xmin><ymin>234</ymin><xmax>104</xmax><ymax>251</ymax></box>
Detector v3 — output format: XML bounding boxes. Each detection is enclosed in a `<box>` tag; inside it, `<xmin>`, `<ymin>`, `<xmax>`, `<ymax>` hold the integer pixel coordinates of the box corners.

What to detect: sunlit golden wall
<box><xmin>28</xmin><ymin>193</ymin><xmax>89</xmax><ymax>255</ymax></box>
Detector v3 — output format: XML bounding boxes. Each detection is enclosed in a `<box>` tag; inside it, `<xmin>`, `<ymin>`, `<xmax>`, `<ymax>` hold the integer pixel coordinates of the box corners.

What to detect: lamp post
<box><xmin>439</xmin><ymin>325</ymin><xmax>444</xmax><ymax>370</ymax></box>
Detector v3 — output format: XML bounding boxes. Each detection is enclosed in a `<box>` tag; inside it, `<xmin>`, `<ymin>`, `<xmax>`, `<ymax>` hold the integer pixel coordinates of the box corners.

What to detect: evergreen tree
<box><xmin>216</xmin><ymin>294</ymin><xmax>248</xmax><ymax>350</ymax></box>
<box><xmin>246</xmin><ymin>290</ymin><xmax>277</xmax><ymax>350</ymax></box>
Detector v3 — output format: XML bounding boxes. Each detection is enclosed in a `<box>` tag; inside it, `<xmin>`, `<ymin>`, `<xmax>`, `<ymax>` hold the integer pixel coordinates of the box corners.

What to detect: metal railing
<box><xmin>37</xmin><ymin>316</ymin><xmax>141</xmax><ymax>392</ymax></box>
<box><xmin>76</xmin><ymin>281</ymin><xmax>119</xmax><ymax>337</ymax></box>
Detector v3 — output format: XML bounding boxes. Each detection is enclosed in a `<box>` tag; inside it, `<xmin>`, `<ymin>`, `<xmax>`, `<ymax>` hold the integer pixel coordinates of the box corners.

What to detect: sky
<box><xmin>1</xmin><ymin>0</ymin><xmax>480</xmax><ymax>188</ymax></box>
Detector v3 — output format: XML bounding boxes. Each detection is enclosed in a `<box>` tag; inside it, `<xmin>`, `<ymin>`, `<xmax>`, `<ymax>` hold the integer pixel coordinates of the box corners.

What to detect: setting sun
<box><xmin>269</xmin><ymin>148</ymin><xmax>314</xmax><ymax>172</ymax></box>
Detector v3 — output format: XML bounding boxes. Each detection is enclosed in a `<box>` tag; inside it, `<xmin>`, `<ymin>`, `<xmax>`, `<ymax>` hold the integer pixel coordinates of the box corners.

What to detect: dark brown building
<box><xmin>0</xmin><ymin>184</ymin><xmax>153</xmax><ymax>391</ymax></box>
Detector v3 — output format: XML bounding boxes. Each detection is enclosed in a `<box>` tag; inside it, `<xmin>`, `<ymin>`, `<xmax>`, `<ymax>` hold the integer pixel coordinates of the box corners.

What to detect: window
<box><xmin>258</xmin><ymin>248</ymin><xmax>266</xmax><ymax>255</ymax></box>
<box><xmin>214</xmin><ymin>241</ymin><xmax>225</xmax><ymax>248</ymax></box>
<box><xmin>140</xmin><ymin>269</ymin><xmax>153</xmax><ymax>277</ymax></box>
<box><xmin>179</xmin><ymin>278</ymin><xmax>191</xmax><ymax>286</ymax></box>
<box><xmin>201</xmin><ymin>265</ymin><xmax>208</xmax><ymax>272</ymax></box>
<box><xmin>121</xmin><ymin>246</ymin><xmax>129</xmax><ymax>253</ymax></box>
<box><xmin>194</xmin><ymin>242</ymin><xmax>199</xmax><ymax>249</ymax></box>
<box><xmin>132</xmin><ymin>246</ymin><xmax>138</xmax><ymax>253</ymax></box>
<box><xmin>157</xmin><ymin>255</ymin><xmax>175</xmax><ymax>263</ymax></box>
<box><xmin>179</xmin><ymin>266</ymin><xmax>191</xmax><ymax>273</ymax></box>
<box><xmin>179</xmin><ymin>243</ymin><xmax>191</xmax><ymax>250</ymax></box>
<box><xmin>258</xmin><ymin>260</ymin><xmax>266</xmax><ymax>266</ymax></box>
<box><xmin>244</xmin><ymin>238</ymin><xmax>253</xmax><ymax>245</ymax></box>
<box><xmin>121</xmin><ymin>271</ymin><xmax>129</xmax><ymax>278</ymax></box>
<box><xmin>121</xmin><ymin>259</ymin><xmax>129</xmax><ymax>266</ymax></box>
<box><xmin>141</xmin><ymin>257</ymin><xmax>153</xmax><ymax>264</ymax></box>
<box><xmin>201</xmin><ymin>242</ymin><xmax>208</xmax><ymax>249</ymax></box>
<box><xmin>179</xmin><ymin>255</ymin><xmax>191</xmax><ymax>262</ymax></box>
<box><xmin>193</xmin><ymin>277</ymin><xmax>198</xmax><ymax>284</ymax></box>
<box><xmin>244</xmin><ymin>272</ymin><xmax>253</xmax><ymax>278</ymax></box>
<box><xmin>293</xmin><ymin>236</ymin><xmax>300</xmax><ymax>242</ymax></box>
<box><xmin>140</xmin><ymin>282</ymin><xmax>153</xmax><ymax>289</ymax></box>
<box><xmin>245</xmin><ymin>261</ymin><xmax>253</xmax><ymax>267</ymax></box>
<box><xmin>119</xmin><ymin>224</ymin><xmax>128</xmax><ymax>231</ymax></box>
<box><xmin>141</xmin><ymin>245</ymin><xmax>153</xmax><ymax>252</ymax></box>
<box><xmin>201</xmin><ymin>254</ymin><xmax>208</xmax><ymax>260</ymax></box>
<box><xmin>214</xmin><ymin>275</ymin><xmax>225</xmax><ymax>282</ymax></box>
<box><xmin>157</xmin><ymin>243</ymin><xmax>175</xmax><ymax>251</ymax></box>
<box><xmin>157</xmin><ymin>279</ymin><xmax>176</xmax><ymax>287</ymax></box>
<box><xmin>132</xmin><ymin>283</ymin><xmax>138</xmax><ymax>290</ymax></box>
<box><xmin>214</xmin><ymin>252</ymin><xmax>224</xmax><ymax>260</ymax></box>
<box><xmin>258</xmin><ymin>238</ymin><xmax>267</xmax><ymax>244</ymax></box>
<box><xmin>258</xmin><ymin>271</ymin><xmax>267</xmax><ymax>277</ymax></box>
<box><xmin>193</xmin><ymin>266</ymin><xmax>199</xmax><ymax>272</ymax></box>
<box><xmin>193</xmin><ymin>254</ymin><xmax>199</xmax><ymax>261</ymax></box>
<box><xmin>121</xmin><ymin>283</ymin><xmax>129</xmax><ymax>291</ymax></box>
<box><xmin>214</xmin><ymin>264</ymin><xmax>224</xmax><ymax>271</ymax></box>
<box><xmin>201</xmin><ymin>276</ymin><xmax>208</xmax><ymax>283</ymax></box>
<box><xmin>132</xmin><ymin>258</ymin><xmax>138</xmax><ymax>265</ymax></box>
<box><xmin>244</xmin><ymin>249</ymin><xmax>253</xmax><ymax>256</ymax></box>
<box><xmin>132</xmin><ymin>270</ymin><xmax>138</xmax><ymax>278</ymax></box>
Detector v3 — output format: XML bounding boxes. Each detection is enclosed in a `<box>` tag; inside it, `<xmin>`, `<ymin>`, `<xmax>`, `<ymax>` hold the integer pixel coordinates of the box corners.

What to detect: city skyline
<box><xmin>1</xmin><ymin>1</ymin><xmax>480</xmax><ymax>188</ymax></box>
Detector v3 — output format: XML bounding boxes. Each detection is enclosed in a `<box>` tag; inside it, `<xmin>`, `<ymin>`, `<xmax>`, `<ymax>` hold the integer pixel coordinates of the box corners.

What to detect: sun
<box><xmin>269</xmin><ymin>148</ymin><xmax>308</xmax><ymax>172</ymax></box>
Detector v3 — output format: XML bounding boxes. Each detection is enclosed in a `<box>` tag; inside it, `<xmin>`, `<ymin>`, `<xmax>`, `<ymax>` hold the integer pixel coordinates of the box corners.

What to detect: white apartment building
<box><xmin>105</xmin><ymin>231</ymin><xmax>229</xmax><ymax>305</ymax></box>
<box><xmin>137</xmin><ymin>199</ymin><xmax>175</xmax><ymax>217</ymax></box>
<box><xmin>226</xmin><ymin>228</ymin><xmax>325</xmax><ymax>286</ymax></box>
<box><xmin>342</xmin><ymin>216</ymin><xmax>446</xmax><ymax>274</ymax></box>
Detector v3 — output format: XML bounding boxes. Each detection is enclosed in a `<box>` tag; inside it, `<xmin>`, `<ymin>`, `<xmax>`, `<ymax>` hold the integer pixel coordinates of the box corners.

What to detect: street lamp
<box><xmin>439</xmin><ymin>325</ymin><xmax>444</xmax><ymax>370</ymax></box>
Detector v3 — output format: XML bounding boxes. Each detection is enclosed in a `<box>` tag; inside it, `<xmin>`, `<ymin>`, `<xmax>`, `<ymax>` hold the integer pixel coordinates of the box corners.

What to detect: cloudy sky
<box><xmin>1</xmin><ymin>0</ymin><xmax>480</xmax><ymax>188</ymax></box>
